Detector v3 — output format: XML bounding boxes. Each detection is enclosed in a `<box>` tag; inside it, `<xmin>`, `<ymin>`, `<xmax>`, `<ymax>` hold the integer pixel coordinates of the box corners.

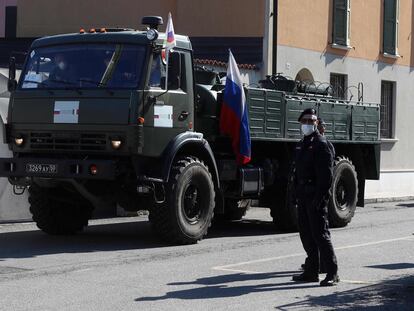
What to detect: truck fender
<box><xmin>162</xmin><ymin>131</ymin><xmax>220</xmax><ymax>189</ymax></box>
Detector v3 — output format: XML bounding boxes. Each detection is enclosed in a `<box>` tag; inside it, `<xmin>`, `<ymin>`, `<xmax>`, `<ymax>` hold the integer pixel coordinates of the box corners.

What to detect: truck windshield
<box><xmin>19</xmin><ymin>43</ymin><xmax>146</xmax><ymax>90</ymax></box>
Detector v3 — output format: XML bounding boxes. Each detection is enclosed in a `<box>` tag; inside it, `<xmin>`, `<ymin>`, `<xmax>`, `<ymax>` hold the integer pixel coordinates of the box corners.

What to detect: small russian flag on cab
<box><xmin>164</xmin><ymin>12</ymin><xmax>176</xmax><ymax>49</ymax></box>
<box><xmin>220</xmin><ymin>50</ymin><xmax>251</xmax><ymax>165</ymax></box>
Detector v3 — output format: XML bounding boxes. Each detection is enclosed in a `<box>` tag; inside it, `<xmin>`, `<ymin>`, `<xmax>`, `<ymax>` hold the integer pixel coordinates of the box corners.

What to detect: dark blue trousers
<box><xmin>297</xmin><ymin>198</ymin><xmax>338</xmax><ymax>276</ymax></box>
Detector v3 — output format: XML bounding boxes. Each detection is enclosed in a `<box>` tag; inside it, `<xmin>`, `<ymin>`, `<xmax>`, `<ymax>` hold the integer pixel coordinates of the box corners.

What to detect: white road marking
<box><xmin>340</xmin><ymin>279</ymin><xmax>411</xmax><ymax>287</ymax></box>
<box><xmin>72</xmin><ymin>268</ymin><xmax>92</xmax><ymax>273</ymax></box>
<box><xmin>213</xmin><ymin>253</ymin><xmax>305</xmax><ymax>271</ymax></box>
<box><xmin>334</xmin><ymin>236</ymin><xmax>414</xmax><ymax>251</ymax></box>
<box><xmin>216</xmin><ymin>268</ymin><xmax>262</xmax><ymax>274</ymax></box>
<box><xmin>340</xmin><ymin>279</ymin><xmax>375</xmax><ymax>285</ymax></box>
<box><xmin>212</xmin><ymin>235</ymin><xmax>414</xmax><ymax>272</ymax></box>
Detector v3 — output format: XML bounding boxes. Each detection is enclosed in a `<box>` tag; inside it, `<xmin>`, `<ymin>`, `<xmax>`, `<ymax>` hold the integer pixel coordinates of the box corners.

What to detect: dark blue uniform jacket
<box><xmin>294</xmin><ymin>131</ymin><xmax>333</xmax><ymax>208</ymax></box>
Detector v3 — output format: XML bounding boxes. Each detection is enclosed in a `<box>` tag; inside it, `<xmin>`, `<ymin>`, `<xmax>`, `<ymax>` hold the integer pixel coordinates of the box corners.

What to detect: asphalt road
<box><xmin>0</xmin><ymin>201</ymin><xmax>413</xmax><ymax>311</ymax></box>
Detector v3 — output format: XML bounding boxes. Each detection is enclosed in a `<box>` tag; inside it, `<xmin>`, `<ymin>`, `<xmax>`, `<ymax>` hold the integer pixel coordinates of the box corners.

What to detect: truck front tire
<box><xmin>328</xmin><ymin>157</ymin><xmax>358</xmax><ymax>228</ymax></box>
<box><xmin>149</xmin><ymin>156</ymin><xmax>215</xmax><ymax>244</ymax></box>
<box><xmin>29</xmin><ymin>184</ymin><xmax>93</xmax><ymax>235</ymax></box>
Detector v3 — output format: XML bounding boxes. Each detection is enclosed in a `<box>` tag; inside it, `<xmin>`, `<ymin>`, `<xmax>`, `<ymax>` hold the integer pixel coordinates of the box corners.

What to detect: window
<box><xmin>149</xmin><ymin>53</ymin><xmax>166</xmax><ymax>88</ymax></box>
<box><xmin>330</xmin><ymin>73</ymin><xmax>348</xmax><ymax>99</ymax></box>
<box><xmin>332</xmin><ymin>0</ymin><xmax>351</xmax><ymax>47</ymax></box>
<box><xmin>167</xmin><ymin>50</ymin><xmax>188</xmax><ymax>91</ymax></box>
<box><xmin>19</xmin><ymin>44</ymin><xmax>146</xmax><ymax>90</ymax></box>
<box><xmin>380</xmin><ymin>81</ymin><xmax>395</xmax><ymax>138</ymax></box>
<box><xmin>5</xmin><ymin>6</ymin><xmax>17</xmax><ymax>39</ymax></box>
<box><xmin>383</xmin><ymin>0</ymin><xmax>399</xmax><ymax>56</ymax></box>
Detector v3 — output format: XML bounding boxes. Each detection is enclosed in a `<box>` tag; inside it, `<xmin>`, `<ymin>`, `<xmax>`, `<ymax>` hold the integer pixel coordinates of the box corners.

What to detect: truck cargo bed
<box><xmin>246</xmin><ymin>88</ymin><xmax>380</xmax><ymax>143</ymax></box>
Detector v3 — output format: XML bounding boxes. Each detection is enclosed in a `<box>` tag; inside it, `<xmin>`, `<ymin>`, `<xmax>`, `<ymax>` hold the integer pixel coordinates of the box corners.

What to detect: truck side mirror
<box><xmin>7</xmin><ymin>56</ymin><xmax>17</xmax><ymax>92</ymax></box>
<box><xmin>168</xmin><ymin>51</ymin><xmax>181</xmax><ymax>90</ymax></box>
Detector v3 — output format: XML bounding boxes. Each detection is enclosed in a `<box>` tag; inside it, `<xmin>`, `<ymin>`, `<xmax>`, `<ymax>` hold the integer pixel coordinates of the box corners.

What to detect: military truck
<box><xmin>0</xmin><ymin>16</ymin><xmax>380</xmax><ymax>244</ymax></box>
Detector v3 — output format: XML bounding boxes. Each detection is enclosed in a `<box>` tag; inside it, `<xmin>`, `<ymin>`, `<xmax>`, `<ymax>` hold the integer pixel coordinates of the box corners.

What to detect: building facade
<box><xmin>0</xmin><ymin>0</ymin><xmax>413</xmax><ymax>208</ymax></box>
<box><xmin>12</xmin><ymin>0</ymin><xmax>266</xmax><ymax>82</ymax></box>
<box><xmin>277</xmin><ymin>0</ymin><xmax>414</xmax><ymax>199</ymax></box>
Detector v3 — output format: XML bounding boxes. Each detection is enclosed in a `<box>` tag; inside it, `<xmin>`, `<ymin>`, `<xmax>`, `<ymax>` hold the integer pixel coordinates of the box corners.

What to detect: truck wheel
<box><xmin>328</xmin><ymin>157</ymin><xmax>358</xmax><ymax>228</ymax></box>
<box><xmin>271</xmin><ymin>167</ymin><xmax>298</xmax><ymax>231</ymax></box>
<box><xmin>215</xmin><ymin>199</ymin><xmax>251</xmax><ymax>222</ymax></box>
<box><xmin>149</xmin><ymin>156</ymin><xmax>215</xmax><ymax>244</ymax></box>
<box><xmin>28</xmin><ymin>184</ymin><xmax>93</xmax><ymax>235</ymax></box>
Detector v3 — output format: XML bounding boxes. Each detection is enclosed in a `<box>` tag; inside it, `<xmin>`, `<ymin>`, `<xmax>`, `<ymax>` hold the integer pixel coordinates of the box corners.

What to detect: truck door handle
<box><xmin>178</xmin><ymin>111</ymin><xmax>189</xmax><ymax>121</ymax></box>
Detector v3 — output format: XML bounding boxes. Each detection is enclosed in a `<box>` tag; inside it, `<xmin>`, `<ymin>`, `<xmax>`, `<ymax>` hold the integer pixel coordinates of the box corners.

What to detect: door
<box><xmin>142</xmin><ymin>50</ymin><xmax>194</xmax><ymax>157</ymax></box>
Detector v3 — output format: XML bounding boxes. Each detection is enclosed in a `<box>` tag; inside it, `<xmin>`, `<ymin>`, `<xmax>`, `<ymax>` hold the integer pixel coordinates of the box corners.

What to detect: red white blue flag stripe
<box><xmin>164</xmin><ymin>12</ymin><xmax>176</xmax><ymax>49</ymax></box>
<box><xmin>220</xmin><ymin>50</ymin><xmax>251</xmax><ymax>165</ymax></box>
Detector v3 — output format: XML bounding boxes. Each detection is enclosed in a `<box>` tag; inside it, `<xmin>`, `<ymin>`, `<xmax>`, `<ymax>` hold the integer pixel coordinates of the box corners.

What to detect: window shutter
<box><xmin>5</xmin><ymin>6</ymin><xmax>17</xmax><ymax>39</ymax></box>
<box><xmin>333</xmin><ymin>0</ymin><xmax>348</xmax><ymax>45</ymax></box>
<box><xmin>383</xmin><ymin>0</ymin><xmax>397</xmax><ymax>55</ymax></box>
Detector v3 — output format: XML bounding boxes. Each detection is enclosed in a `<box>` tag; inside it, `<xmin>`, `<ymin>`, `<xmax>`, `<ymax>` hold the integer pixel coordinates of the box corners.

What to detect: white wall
<box><xmin>277</xmin><ymin>44</ymin><xmax>414</xmax><ymax>199</ymax></box>
<box><xmin>0</xmin><ymin>69</ymin><xmax>31</xmax><ymax>222</ymax></box>
<box><xmin>0</xmin><ymin>98</ymin><xmax>31</xmax><ymax>222</ymax></box>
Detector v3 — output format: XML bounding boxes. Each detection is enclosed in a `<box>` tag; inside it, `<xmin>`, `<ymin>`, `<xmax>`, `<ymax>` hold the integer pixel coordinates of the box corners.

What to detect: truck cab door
<box><xmin>141</xmin><ymin>50</ymin><xmax>194</xmax><ymax>157</ymax></box>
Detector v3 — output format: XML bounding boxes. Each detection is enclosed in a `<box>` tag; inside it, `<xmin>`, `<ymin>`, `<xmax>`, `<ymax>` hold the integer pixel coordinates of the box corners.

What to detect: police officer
<box><xmin>300</xmin><ymin>117</ymin><xmax>335</xmax><ymax>274</ymax></box>
<box><xmin>292</xmin><ymin>108</ymin><xmax>339</xmax><ymax>286</ymax></box>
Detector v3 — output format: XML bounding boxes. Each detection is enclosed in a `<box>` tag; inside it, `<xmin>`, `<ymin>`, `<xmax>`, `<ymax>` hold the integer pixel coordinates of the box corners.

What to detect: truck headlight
<box><xmin>14</xmin><ymin>136</ymin><xmax>24</xmax><ymax>146</ymax></box>
<box><xmin>146</xmin><ymin>29</ymin><xmax>159</xmax><ymax>41</ymax></box>
<box><xmin>111</xmin><ymin>140</ymin><xmax>122</xmax><ymax>150</ymax></box>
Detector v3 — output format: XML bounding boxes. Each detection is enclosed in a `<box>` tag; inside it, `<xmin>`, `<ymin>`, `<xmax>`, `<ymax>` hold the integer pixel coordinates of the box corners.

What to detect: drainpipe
<box><xmin>263</xmin><ymin>0</ymin><xmax>274</xmax><ymax>76</ymax></box>
<box><xmin>272</xmin><ymin>0</ymin><xmax>278</xmax><ymax>74</ymax></box>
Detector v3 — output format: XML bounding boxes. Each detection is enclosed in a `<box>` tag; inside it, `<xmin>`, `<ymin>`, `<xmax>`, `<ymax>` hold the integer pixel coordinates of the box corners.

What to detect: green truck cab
<box><xmin>0</xmin><ymin>16</ymin><xmax>380</xmax><ymax>244</ymax></box>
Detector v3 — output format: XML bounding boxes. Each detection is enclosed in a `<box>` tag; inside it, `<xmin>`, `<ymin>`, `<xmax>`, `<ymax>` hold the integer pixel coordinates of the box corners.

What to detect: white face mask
<box><xmin>58</xmin><ymin>62</ymin><xmax>66</xmax><ymax>70</ymax></box>
<box><xmin>301</xmin><ymin>124</ymin><xmax>316</xmax><ymax>136</ymax></box>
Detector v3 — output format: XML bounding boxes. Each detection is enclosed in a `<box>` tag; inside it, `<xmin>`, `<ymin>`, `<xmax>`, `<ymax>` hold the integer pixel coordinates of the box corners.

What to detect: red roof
<box><xmin>194</xmin><ymin>58</ymin><xmax>258</xmax><ymax>70</ymax></box>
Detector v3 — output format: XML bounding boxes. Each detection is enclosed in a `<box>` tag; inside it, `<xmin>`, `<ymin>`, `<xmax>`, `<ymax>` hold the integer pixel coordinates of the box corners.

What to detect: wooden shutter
<box><xmin>383</xmin><ymin>0</ymin><xmax>397</xmax><ymax>55</ymax></box>
<box><xmin>333</xmin><ymin>0</ymin><xmax>348</xmax><ymax>45</ymax></box>
<box><xmin>380</xmin><ymin>81</ymin><xmax>394</xmax><ymax>138</ymax></box>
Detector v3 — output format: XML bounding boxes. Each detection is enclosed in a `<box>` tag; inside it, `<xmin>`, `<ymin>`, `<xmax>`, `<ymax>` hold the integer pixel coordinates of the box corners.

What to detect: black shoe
<box><xmin>320</xmin><ymin>274</ymin><xmax>339</xmax><ymax>286</ymax></box>
<box><xmin>292</xmin><ymin>272</ymin><xmax>319</xmax><ymax>282</ymax></box>
<box><xmin>300</xmin><ymin>263</ymin><xmax>306</xmax><ymax>271</ymax></box>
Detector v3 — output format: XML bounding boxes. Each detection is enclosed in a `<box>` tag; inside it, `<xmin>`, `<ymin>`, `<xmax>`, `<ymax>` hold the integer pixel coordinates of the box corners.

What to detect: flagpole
<box><xmin>164</xmin><ymin>12</ymin><xmax>175</xmax><ymax>90</ymax></box>
<box><xmin>165</xmin><ymin>49</ymin><xmax>169</xmax><ymax>90</ymax></box>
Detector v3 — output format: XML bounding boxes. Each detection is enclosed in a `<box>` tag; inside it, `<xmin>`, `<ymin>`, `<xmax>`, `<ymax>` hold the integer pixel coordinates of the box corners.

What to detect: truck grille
<box><xmin>29</xmin><ymin>132</ymin><xmax>107</xmax><ymax>151</ymax></box>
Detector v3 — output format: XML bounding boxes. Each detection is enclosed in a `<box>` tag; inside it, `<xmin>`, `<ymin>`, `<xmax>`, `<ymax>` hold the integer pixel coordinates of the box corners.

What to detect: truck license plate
<box><xmin>26</xmin><ymin>163</ymin><xmax>58</xmax><ymax>174</ymax></box>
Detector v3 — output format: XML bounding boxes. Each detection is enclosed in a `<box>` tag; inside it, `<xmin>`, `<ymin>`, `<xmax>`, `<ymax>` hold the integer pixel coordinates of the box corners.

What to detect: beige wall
<box><xmin>16</xmin><ymin>0</ymin><xmax>264</xmax><ymax>37</ymax></box>
<box><xmin>175</xmin><ymin>0</ymin><xmax>264</xmax><ymax>37</ymax></box>
<box><xmin>17</xmin><ymin>0</ymin><xmax>176</xmax><ymax>36</ymax></box>
<box><xmin>278</xmin><ymin>0</ymin><xmax>413</xmax><ymax>67</ymax></box>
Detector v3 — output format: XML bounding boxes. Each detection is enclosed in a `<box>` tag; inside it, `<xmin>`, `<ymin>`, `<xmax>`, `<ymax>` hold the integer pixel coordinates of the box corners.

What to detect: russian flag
<box><xmin>220</xmin><ymin>50</ymin><xmax>251</xmax><ymax>165</ymax></box>
<box><xmin>164</xmin><ymin>12</ymin><xmax>176</xmax><ymax>49</ymax></box>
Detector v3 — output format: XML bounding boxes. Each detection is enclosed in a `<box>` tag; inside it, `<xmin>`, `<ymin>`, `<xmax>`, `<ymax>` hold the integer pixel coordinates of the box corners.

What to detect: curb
<box><xmin>364</xmin><ymin>196</ymin><xmax>414</xmax><ymax>204</ymax></box>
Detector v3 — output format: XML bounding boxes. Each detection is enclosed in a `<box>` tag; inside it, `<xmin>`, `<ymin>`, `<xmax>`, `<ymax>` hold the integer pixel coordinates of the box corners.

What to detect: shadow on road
<box><xmin>135</xmin><ymin>271</ymin><xmax>319</xmax><ymax>302</ymax></box>
<box><xmin>168</xmin><ymin>270</ymin><xmax>300</xmax><ymax>286</ymax></box>
<box><xmin>0</xmin><ymin>219</ymin><xmax>163</xmax><ymax>260</ymax></box>
<box><xmin>134</xmin><ymin>272</ymin><xmax>414</xmax><ymax>309</ymax></box>
<box><xmin>396</xmin><ymin>203</ymin><xmax>414</xmax><ymax>208</ymax></box>
<box><xmin>209</xmin><ymin>218</ymin><xmax>280</xmax><ymax>238</ymax></box>
<box><xmin>0</xmin><ymin>215</ymin><xmax>281</xmax><ymax>260</ymax></box>
<box><xmin>366</xmin><ymin>263</ymin><xmax>414</xmax><ymax>270</ymax></box>
<box><xmin>275</xmin><ymin>275</ymin><xmax>414</xmax><ymax>310</ymax></box>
